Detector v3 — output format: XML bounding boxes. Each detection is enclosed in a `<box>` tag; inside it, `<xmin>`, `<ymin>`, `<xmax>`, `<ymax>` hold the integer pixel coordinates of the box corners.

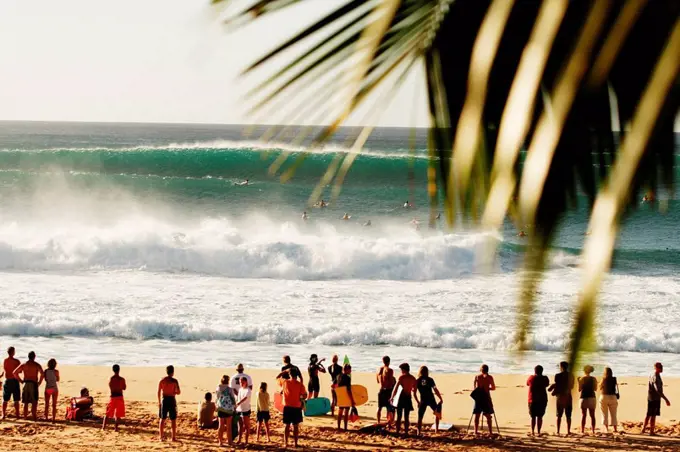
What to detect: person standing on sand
<box><xmin>13</xmin><ymin>351</ymin><xmax>44</xmax><ymax>421</ymax></box>
<box><xmin>391</xmin><ymin>362</ymin><xmax>417</xmax><ymax>436</ymax></box>
<box><xmin>578</xmin><ymin>365</ymin><xmax>597</xmax><ymax>434</ymax></box>
<box><xmin>307</xmin><ymin>354</ymin><xmax>326</xmax><ymax>399</ymax></box>
<box><xmin>235</xmin><ymin>377</ymin><xmax>252</xmax><ymax>445</ymax></box>
<box><xmin>230</xmin><ymin>363</ymin><xmax>253</xmax><ymax>396</ymax></box>
<box><xmin>642</xmin><ymin>362</ymin><xmax>671</xmax><ymax>436</ymax></box>
<box><xmin>549</xmin><ymin>361</ymin><xmax>574</xmax><ymax>435</ymax></box>
<box><xmin>256</xmin><ymin>382</ymin><xmax>271</xmax><ymax>442</ymax></box>
<box><xmin>527</xmin><ymin>365</ymin><xmax>550</xmax><ymax>436</ymax></box>
<box><xmin>43</xmin><ymin>358</ymin><xmax>59</xmax><ymax>422</ymax></box>
<box><xmin>376</xmin><ymin>355</ymin><xmax>396</xmax><ymax>425</ymax></box>
<box><xmin>472</xmin><ymin>364</ymin><xmax>496</xmax><ymax>436</ymax></box>
<box><xmin>216</xmin><ymin>375</ymin><xmax>236</xmax><ymax>446</ymax></box>
<box><xmin>414</xmin><ymin>366</ymin><xmax>443</xmax><ymax>435</ymax></box>
<box><xmin>277</xmin><ymin>367</ymin><xmax>307</xmax><ymax>448</ymax></box>
<box><xmin>157</xmin><ymin>365</ymin><xmax>181</xmax><ymax>442</ymax></box>
<box><xmin>328</xmin><ymin>355</ymin><xmax>342</xmax><ymax>415</ymax></box>
<box><xmin>281</xmin><ymin>355</ymin><xmax>304</xmax><ymax>385</ymax></box>
<box><xmin>2</xmin><ymin>347</ymin><xmax>21</xmax><ymax>419</ymax></box>
<box><xmin>103</xmin><ymin>364</ymin><xmax>127</xmax><ymax>431</ymax></box>
<box><xmin>336</xmin><ymin>364</ymin><xmax>356</xmax><ymax>431</ymax></box>
<box><xmin>598</xmin><ymin>367</ymin><xmax>619</xmax><ymax>433</ymax></box>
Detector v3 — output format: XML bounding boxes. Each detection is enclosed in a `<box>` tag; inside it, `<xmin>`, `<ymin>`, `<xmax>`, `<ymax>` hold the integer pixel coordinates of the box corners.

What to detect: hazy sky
<box><xmin>0</xmin><ymin>0</ymin><xmax>429</xmax><ymax>127</ymax></box>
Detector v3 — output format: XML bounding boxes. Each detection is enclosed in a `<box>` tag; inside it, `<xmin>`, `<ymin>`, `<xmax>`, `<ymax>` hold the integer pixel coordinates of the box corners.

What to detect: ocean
<box><xmin>0</xmin><ymin>120</ymin><xmax>678</xmax><ymax>375</ymax></box>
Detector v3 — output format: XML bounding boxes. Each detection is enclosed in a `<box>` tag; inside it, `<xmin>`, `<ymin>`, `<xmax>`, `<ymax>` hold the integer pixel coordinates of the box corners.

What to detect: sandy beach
<box><xmin>0</xmin><ymin>365</ymin><xmax>679</xmax><ymax>451</ymax></box>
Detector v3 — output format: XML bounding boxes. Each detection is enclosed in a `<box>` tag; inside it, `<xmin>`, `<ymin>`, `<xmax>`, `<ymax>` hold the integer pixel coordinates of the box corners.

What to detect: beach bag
<box><xmin>217</xmin><ymin>389</ymin><xmax>235</xmax><ymax>415</ymax></box>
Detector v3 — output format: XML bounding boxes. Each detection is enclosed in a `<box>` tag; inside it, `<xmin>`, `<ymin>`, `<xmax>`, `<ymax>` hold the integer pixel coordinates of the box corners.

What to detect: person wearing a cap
<box><xmin>231</xmin><ymin>364</ymin><xmax>253</xmax><ymax>396</ymax></box>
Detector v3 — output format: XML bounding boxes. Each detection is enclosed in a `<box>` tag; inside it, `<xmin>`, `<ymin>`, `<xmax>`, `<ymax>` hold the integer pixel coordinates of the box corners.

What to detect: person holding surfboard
<box><xmin>391</xmin><ymin>363</ymin><xmax>417</xmax><ymax>436</ymax></box>
<box><xmin>335</xmin><ymin>364</ymin><xmax>355</xmax><ymax>431</ymax></box>
<box><xmin>472</xmin><ymin>364</ymin><xmax>496</xmax><ymax>436</ymax></box>
<box><xmin>376</xmin><ymin>356</ymin><xmax>396</xmax><ymax>425</ymax></box>
<box><xmin>277</xmin><ymin>367</ymin><xmax>306</xmax><ymax>448</ymax></box>
<box><xmin>328</xmin><ymin>355</ymin><xmax>342</xmax><ymax>416</ymax></box>
<box><xmin>307</xmin><ymin>354</ymin><xmax>326</xmax><ymax>399</ymax></box>
<box><xmin>414</xmin><ymin>366</ymin><xmax>443</xmax><ymax>435</ymax></box>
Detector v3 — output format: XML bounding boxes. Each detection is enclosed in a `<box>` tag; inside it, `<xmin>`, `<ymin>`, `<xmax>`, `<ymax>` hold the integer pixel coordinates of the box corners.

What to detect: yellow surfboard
<box><xmin>335</xmin><ymin>385</ymin><xmax>368</xmax><ymax>407</ymax></box>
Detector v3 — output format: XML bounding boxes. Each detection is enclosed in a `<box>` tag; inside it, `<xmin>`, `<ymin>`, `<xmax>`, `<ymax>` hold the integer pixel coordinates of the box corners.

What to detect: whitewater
<box><xmin>1</xmin><ymin>121</ymin><xmax>679</xmax><ymax>375</ymax></box>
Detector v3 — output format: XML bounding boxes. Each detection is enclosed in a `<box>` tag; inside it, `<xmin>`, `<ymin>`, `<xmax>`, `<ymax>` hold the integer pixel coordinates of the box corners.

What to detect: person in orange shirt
<box><xmin>102</xmin><ymin>364</ymin><xmax>127</xmax><ymax>431</ymax></box>
<box><xmin>157</xmin><ymin>365</ymin><xmax>181</xmax><ymax>442</ymax></box>
<box><xmin>13</xmin><ymin>351</ymin><xmax>44</xmax><ymax>421</ymax></box>
<box><xmin>2</xmin><ymin>347</ymin><xmax>21</xmax><ymax>419</ymax></box>
<box><xmin>277</xmin><ymin>367</ymin><xmax>307</xmax><ymax>448</ymax></box>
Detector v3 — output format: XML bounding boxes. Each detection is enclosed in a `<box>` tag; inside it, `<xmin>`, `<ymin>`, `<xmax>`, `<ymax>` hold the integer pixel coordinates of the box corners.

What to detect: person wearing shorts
<box><xmin>414</xmin><ymin>366</ymin><xmax>443</xmax><ymax>435</ymax></box>
<box><xmin>472</xmin><ymin>364</ymin><xmax>496</xmax><ymax>436</ymax></box>
<box><xmin>235</xmin><ymin>377</ymin><xmax>252</xmax><ymax>445</ymax></box>
<box><xmin>391</xmin><ymin>362</ymin><xmax>417</xmax><ymax>435</ymax></box>
<box><xmin>13</xmin><ymin>351</ymin><xmax>44</xmax><ymax>421</ymax></box>
<box><xmin>277</xmin><ymin>367</ymin><xmax>306</xmax><ymax>448</ymax></box>
<box><xmin>578</xmin><ymin>365</ymin><xmax>597</xmax><ymax>434</ymax></box>
<box><xmin>376</xmin><ymin>355</ymin><xmax>396</xmax><ymax>425</ymax></box>
<box><xmin>3</xmin><ymin>347</ymin><xmax>21</xmax><ymax>419</ymax></box>
<box><xmin>527</xmin><ymin>365</ymin><xmax>550</xmax><ymax>436</ymax></box>
<box><xmin>549</xmin><ymin>361</ymin><xmax>575</xmax><ymax>435</ymax></box>
<box><xmin>328</xmin><ymin>355</ymin><xmax>342</xmax><ymax>415</ymax></box>
<box><xmin>642</xmin><ymin>362</ymin><xmax>671</xmax><ymax>435</ymax></box>
<box><xmin>157</xmin><ymin>365</ymin><xmax>180</xmax><ymax>442</ymax></box>
<box><xmin>103</xmin><ymin>364</ymin><xmax>127</xmax><ymax>431</ymax></box>
<box><xmin>256</xmin><ymin>382</ymin><xmax>271</xmax><ymax>442</ymax></box>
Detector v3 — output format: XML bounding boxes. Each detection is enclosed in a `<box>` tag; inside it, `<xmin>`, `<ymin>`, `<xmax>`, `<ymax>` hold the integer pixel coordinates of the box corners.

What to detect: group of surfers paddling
<box><xmin>1</xmin><ymin>346</ymin><xmax>672</xmax><ymax>447</ymax></box>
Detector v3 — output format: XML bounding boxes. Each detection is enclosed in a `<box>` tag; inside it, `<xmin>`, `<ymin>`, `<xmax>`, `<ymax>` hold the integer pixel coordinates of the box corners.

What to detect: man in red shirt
<box><xmin>527</xmin><ymin>365</ymin><xmax>550</xmax><ymax>436</ymax></box>
<box><xmin>2</xmin><ymin>347</ymin><xmax>21</xmax><ymax>419</ymax></box>
<box><xmin>277</xmin><ymin>367</ymin><xmax>307</xmax><ymax>448</ymax></box>
<box><xmin>102</xmin><ymin>364</ymin><xmax>127</xmax><ymax>431</ymax></box>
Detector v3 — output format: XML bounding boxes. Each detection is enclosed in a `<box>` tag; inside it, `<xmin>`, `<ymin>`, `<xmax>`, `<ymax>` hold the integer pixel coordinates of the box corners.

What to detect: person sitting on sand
<box><xmin>231</xmin><ymin>363</ymin><xmax>253</xmax><ymax>396</ymax></box>
<box><xmin>549</xmin><ymin>361</ymin><xmax>574</xmax><ymax>435</ymax></box>
<box><xmin>307</xmin><ymin>354</ymin><xmax>326</xmax><ymax>399</ymax></box>
<box><xmin>599</xmin><ymin>367</ymin><xmax>619</xmax><ymax>433</ymax></box>
<box><xmin>336</xmin><ymin>364</ymin><xmax>355</xmax><ymax>431</ymax></box>
<box><xmin>376</xmin><ymin>355</ymin><xmax>396</xmax><ymax>425</ymax></box>
<box><xmin>328</xmin><ymin>355</ymin><xmax>342</xmax><ymax>416</ymax></box>
<box><xmin>415</xmin><ymin>366</ymin><xmax>443</xmax><ymax>435</ymax></box>
<box><xmin>391</xmin><ymin>362</ymin><xmax>417</xmax><ymax>435</ymax></box>
<box><xmin>277</xmin><ymin>367</ymin><xmax>307</xmax><ymax>448</ymax></box>
<box><xmin>527</xmin><ymin>365</ymin><xmax>550</xmax><ymax>436</ymax></box>
<box><xmin>157</xmin><ymin>365</ymin><xmax>181</xmax><ymax>442</ymax></box>
<box><xmin>578</xmin><ymin>365</ymin><xmax>597</xmax><ymax>434</ymax></box>
<box><xmin>43</xmin><ymin>358</ymin><xmax>59</xmax><ymax>422</ymax></box>
<box><xmin>73</xmin><ymin>387</ymin><xmax>96</xmax><ymax>421</ymax></box>
<box><xmin>256</xmin><ymin>382</ymin><xmax>271</xmax><ymax>442</ymax></box>
<box><xmin>216</xmin><ymin>375</ymin><xmax>236</xmax><ymax>446</ymax></box>
<box><xmin>103</xmin><ymin>364</ymin><xmax>127</xmax><ymax>431</ymax></box>
<box><xmin>3</xmin><ymin>347</ymin><xmax>21</xmax><ymax>420</ymax></box>
<box><xmin>197</xmin><ymin>392</ymin><xmax>218</xmax><ymax>429</ymax></box>
<box><xmin>13</xmin><ymin>351</ymin><xmax>44</xmax><ymax>421</ymax></box>
<box><xmin>642</xmin><ymin>362</ymin><xmax>671</xmax><ymax>436</ymax></box>
<box><xmin>472</xmin><ymin>364</ymin><xmax>496</xmax><ymax>436</ymax></box>
<box><xmin>235</xmin><ymin>377</ymin><xmax>252</xmax><ymax>445</ymax></box>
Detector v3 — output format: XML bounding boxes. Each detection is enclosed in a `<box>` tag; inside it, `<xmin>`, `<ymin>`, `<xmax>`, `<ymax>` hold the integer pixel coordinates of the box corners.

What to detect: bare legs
<box><xmin>238</xmin><ymin>414</ymin><xmax>250</xmax><ymax>445</ymax></box>
<box><xmin>337</xmin><ymin>407</ymin><xmax>349</xmax><ymax>430</ymax></box>
<box><xmin>44</xmin><ymin>391</ymin><xmax>57</xmax><ymax>422</ymax></box>
<box><xmin>2</xmin><ymin>400</ymin><xmax>20</xmax><ymax>419</ymax></box>
<box><xmin>256</xmin><ymin>419</ymin><xmax>270</xmax><ymax>442</ymax></box>
<box><xmin>218</xmin><ymin>416</ymin><xmax>233</xmax><ymax>446</ymax></box>
<box><xmin>283</xmin><ymin>423</ymin><xmax>300</xmax><ymax>448</ymax></box>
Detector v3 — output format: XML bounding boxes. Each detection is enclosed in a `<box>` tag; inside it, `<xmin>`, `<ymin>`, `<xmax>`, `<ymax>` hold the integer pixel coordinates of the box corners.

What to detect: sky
<box><xmin>0</xmin><ymin>0</ymin><xmax>429</xmax><ymax>127</ymax></box>
<box><xmin>0</xmin><ymin>1</ymin><xmax>676</xmax><ymax>129</ymax></box>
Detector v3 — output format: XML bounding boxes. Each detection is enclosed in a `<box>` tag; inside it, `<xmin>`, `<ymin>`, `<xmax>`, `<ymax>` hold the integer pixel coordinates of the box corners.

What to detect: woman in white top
<box><xmin>235</xmin><ymin>378</ymin><xmax>252</xmax><ymax>445</ymax></box>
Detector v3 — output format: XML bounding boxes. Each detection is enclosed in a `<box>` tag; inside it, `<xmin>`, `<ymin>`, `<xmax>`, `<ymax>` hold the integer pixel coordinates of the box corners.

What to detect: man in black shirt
<box><xmin>548</xmin><ymin>361</ymin><xmax>575</xmax><ymax>436</ymax></box>
<box><xmin>281</xmin><ymin>355</ymin><xmax>304</xmax><ymax>384</ymax></box>
<box><xmin>414</xmin><ymin>366</ymin><xmax>443</xmax><ymax>435</ymax></box>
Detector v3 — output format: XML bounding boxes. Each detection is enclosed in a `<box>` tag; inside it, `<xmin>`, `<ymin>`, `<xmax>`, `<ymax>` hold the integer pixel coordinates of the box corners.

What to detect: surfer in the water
<box><xmin>307</xmin><ymin>355</ymin><xmax>326</xmax><ymax>400</ymax></box>
<box><xmin>363</xmin><ymin>220</ymin><xmax>372</xmax><ymax>227</ymax></box>
<box><xmin>342</xmin><ymin>213</ymin><xmax>350</xmax><ymax>220</ymax></box>
<box><xmin>301</xmin><ymin>212</ymin><xmax>308</xmax><ymax>221</ymax></box>
<box><xmin>403</xmin><ymin>201</ymin><xmax>413</xmax><ymax>208</ymax></box>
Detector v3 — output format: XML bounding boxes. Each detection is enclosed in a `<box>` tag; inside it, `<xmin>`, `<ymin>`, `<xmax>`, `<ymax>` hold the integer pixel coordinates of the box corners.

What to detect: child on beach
<box><xmin>157</xmin><ymin>365</ymin><xmax>181</xmax><ymax>442</ymax></box>
<box><xmin>235</xmin><ymin>376</ymin><xmax>252</xmax><ymax>445</ymax></box>
<box><xmin>392</xmin><ymin>362</ymin><xmax>417</xmax><ymax>435</ymax></box>
<box><xmin>103</xmin><ymin>364</ymin><xmax>126</xmax><ymax>431</ymax></box>
<box><xmin>43</xmin><ymin>358</ymin><xmax>59</xmax><ymax>422</ymax></box>
<box><xmin>197</xmin><ymin>392</ymin><xmax>217</xmax><ymax>429</ymax></box>
<box><xmin>328</xmin><ymin>355</ymin><xmax>342</xmax><ymax>415</ymax></box>
<box><xmin>376</xmin><ymin>355</ymin><xmax>396</xmax><ymax>425</ymax></box>
<box><xmin>336</xmin><ymin>364</ymin><xmax>355</xmax><ymax>431</ymax></box>
<box><xmin>578</xmin><ymin>365</ymin><xmax>597</xmax><ymax>434</ymax></box>
<box><xmin>472</xmin><ymin>364</ymin><xmax>496</xmax><ymax>436</ymax></box>
<box><xmin>256</xmin><ymin>382</ymin><xmax>271</xmax><ymax>442</ymax></box>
